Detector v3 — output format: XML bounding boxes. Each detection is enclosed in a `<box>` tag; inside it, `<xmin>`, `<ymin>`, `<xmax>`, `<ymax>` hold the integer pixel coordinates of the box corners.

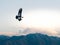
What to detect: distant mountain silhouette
<box><xmin>0</xmin><ymin>33</ymin><xmax>60</xmax><ymax>45</ymax></box>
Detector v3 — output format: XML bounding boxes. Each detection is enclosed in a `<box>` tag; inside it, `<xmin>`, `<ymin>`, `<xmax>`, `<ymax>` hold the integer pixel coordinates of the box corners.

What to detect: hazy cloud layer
<box><xmin>19</xmin><ymin>28</ymin><xmax>60</xmax><ymax>37</ymax></box>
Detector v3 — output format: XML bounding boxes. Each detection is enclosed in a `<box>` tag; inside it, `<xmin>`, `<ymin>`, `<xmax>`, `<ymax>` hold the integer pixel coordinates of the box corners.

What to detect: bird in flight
<box><xmin>16</xmin><ymin>8</ymin><xmax>23</xmax><ymax>21</ymax></box>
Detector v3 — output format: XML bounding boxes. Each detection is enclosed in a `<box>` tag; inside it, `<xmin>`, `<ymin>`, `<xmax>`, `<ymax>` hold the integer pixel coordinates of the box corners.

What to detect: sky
<box><xmin>0</xmin><ymin>0</ymin><xmax>60</xmax><ymax>36</ymax></box>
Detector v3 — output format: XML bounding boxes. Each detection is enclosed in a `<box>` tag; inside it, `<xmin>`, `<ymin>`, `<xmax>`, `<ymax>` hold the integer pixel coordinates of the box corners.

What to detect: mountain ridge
<box><xmin>0</xmin><ymin>33</ymin><xmax>60</xmax><ymax>45</ymax></box>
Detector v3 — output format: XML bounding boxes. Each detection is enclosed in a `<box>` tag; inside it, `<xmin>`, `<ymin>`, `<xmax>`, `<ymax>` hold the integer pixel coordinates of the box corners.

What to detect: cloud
<box><xmin>0</xmin><ymin>32</ymin><xmax>18</xmax><ymax>36</ymax></box>
<box><xmin>21</xmin><ymin>28</ymin><xmax>59</xmax><ymax>37</ymax></box>
<box><xmin>0</xmin><ymin>27</ymin><xmax>59</xmax><ymax>37</ymax></box>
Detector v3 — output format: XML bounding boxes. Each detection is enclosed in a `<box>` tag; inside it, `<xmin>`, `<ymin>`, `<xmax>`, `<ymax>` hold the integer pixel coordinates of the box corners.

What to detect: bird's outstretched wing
<box><xmin>18</xmin><ymin>8</ymin><xmax>22</xmax><ymax>15</ymax></box>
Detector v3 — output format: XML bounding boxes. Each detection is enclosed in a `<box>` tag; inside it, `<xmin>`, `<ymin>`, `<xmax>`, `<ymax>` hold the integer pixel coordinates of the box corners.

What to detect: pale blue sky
<box><xmin>0</xmin><ymin>0</ymin><xmax>60</xmax><ymax>36</ymax></box>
